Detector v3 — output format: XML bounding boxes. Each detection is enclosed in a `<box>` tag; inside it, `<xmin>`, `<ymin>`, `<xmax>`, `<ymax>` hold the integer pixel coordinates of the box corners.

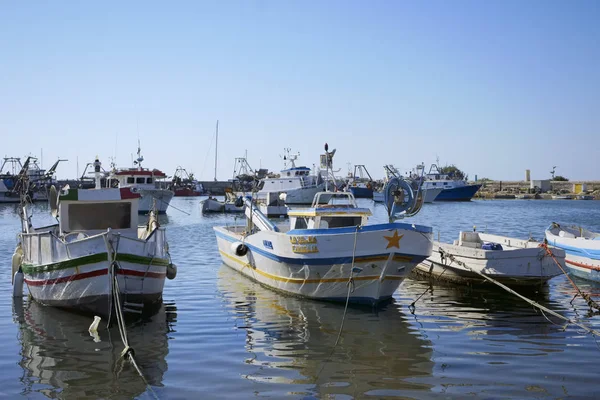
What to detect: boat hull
<box><xmin>434</xmin><ymin>184</ymin><xmax>481</xmax><ymax>201</ymax></box>
<box><xmin>139</xmin><ymin>189</ymin><xmax>174</xmax><ymax>214</ymax></box>
<box><xmin>22</xmin><ymin>255</ymin><xmax>169</xmax><ymax>317</ymax></box>
<box><xmin>19</xmin><ymin>227</ymin><xmax>172</xmax><ymax>317</ymax></box>
<box><xmin>545</xmin><ymin>227</ymin><xmax>600</xmax><ymax>282</ymax></box>
<box><xmin>414</xmin><ymin>238</ymin><xmax>564</xmax><ymax>286</ymax></box>
<box><xmin>349</xmin><ymin>186</ymin><xmax>373</xmax><ymax>199</ymax></box>
<box><xmin>201</xmin><ymin>198</ymin><xmax>244</xmax><ymax>213</ymax></box>
<box><xmin>214</xmin><ymin>223</ymin><xmax>433</xmax><ymax>304</ymax></box>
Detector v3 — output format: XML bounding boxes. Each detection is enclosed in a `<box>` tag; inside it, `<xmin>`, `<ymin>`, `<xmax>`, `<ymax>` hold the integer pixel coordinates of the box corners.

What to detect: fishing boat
<box><xmin>213</xmin><ymin>147</ymin><xmax>432</xmax><ymax>305</ymax></box>
<box><xmin>171</xmin><ymin>166</ymin><xmax>204</xmax><ymax>196</ymax></box>
<box><xmin>419</xmin><ymin>163</ymin><xmax>481</xmax><ymax>201</ymax></box>
<box><xmin>545</xmin><ymin>223</ymin><xmax>600</xmax><ymax>282</ymax></box>
<box><xmin>256</xmin><ymin>149</ymin><xmax>327</xmax><ymax>206</ymax></box>
<box><xmin>109</xmin><ymin>144</ymin><xmax>174</xmax><ymax>214</ymax></box>
<box><xmin>414</xmin><ymin>230</ymin><xmax>565</xmax><ymax>286</ymax></box>
<box><xmin>347</xmin><ymin>165</ymin><xmax>374</xmax><ymax>198</ymax></box>
<box><xmin>552</xmin><ymin>194</ymin><xmax>573</xmax><ymax>200</ymax></box>
<box><xmin>11</xmin><ymin>158</ymin><xmax>177</xmax><ymax>317</ymax></box>
<box><xmin>201</xmin><ymin>189</ymin><xmax>246</xmax><ymax>213</ymax></box>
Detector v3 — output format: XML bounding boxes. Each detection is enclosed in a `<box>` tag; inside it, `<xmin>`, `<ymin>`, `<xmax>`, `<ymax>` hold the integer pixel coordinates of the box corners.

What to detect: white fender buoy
<box><xmin>11</xmin><ymin>245</ymin><xmax>23</xmax><ymax>285</ymax></box>
<box><xmin>89</xmin><ymin>316</ymin><xmax>102</xmax><ymax>342</ymax></box>
<box><xmin>12</xmin><ymin>271</ymin><xmax>24</xmax><ymax>298</ymax></box>
<box><xmin>166</xmin><ymin>263</ymin><xmax>177</xmax><ymax>280</ymax></box>
<box><xmin>231</xmin><ymin>242</ymin><xmax>249</xmax><ymax>257</ymax></box>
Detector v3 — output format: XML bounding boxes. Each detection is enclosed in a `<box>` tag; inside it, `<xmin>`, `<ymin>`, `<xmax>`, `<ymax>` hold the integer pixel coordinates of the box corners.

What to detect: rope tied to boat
<box><xmin>437</xmin><ymin>247</ymin><xmax>600</xmax><ymax>337</ymax></box>
<box><xmin>106</xmin><ymin>236</ymin><xmax>160</xmax><ymax>400</ymax></box>
<box><xmin>538</xmin><ymin>242</ymin><xmax>600</xmax><ymax>312</ymax></box>
<box><xmin>409</xmin><ymin>248</ymin><xmax>450</xmax><ymax>313</ymax></box>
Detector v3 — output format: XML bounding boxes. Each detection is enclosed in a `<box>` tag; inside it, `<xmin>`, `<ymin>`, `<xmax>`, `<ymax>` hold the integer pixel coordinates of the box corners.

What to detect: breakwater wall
<box><xmin>474</xmin><ymin>180</ymin><xmax>600</xmax><ymax>199</ymax></box>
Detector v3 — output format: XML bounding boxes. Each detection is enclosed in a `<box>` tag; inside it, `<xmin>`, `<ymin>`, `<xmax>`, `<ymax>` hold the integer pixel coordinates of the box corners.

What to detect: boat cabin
<box><xmin>114</xmin><ymin>168</ymin><xmax>169</xmax><ymax>190</ymax></box>
<box><xmin>261</xmin><ymin>167</ymin><xmax>321</xmax><ymax>192</ymax></box>
<box><xmin>287</xmin><ymin>192</ymin><xmax>371</xmax><ymax>230</ymax></box>
<box><xmin>58</xmin><ymin>187</ymin><xmax>140</xmax><ymax>236</ymax></box>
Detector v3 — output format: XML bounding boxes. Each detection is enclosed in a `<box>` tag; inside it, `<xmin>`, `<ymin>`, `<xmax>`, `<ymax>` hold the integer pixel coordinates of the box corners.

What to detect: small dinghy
<box><xmin>414</xmin><ymin>230</ymin><xmax>565</xmax><ymax>286</ymax></box>
<box><xmin>545</xmin><ymin>223</ymin><xmax>600</xmax><ymax>282</ymax></box>
<box><xmin>201</xmin><ymin>189</ymin><xmax>246</xmax><ymax>213</ymax></box>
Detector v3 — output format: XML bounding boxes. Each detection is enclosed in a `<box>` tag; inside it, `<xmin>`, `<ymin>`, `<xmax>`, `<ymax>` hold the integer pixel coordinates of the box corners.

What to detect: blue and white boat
<box><xmin>347</xmin><ymin>165</ymin><xmax>374</xmax><ymax>198</ymax></box>
<box><xmin>213</xmin><ymin>171</ymin><xmax>432</xmax><ymax>305</ymax></box>
<box><xmin>419</xmin><ymin>163</ymin><xmax>481</xmax><ymax>201</ymax></box>
<box><xmin>545</xmin><ymin>223</ymin><xmax>600</xmax><ymax>282</ymax></box>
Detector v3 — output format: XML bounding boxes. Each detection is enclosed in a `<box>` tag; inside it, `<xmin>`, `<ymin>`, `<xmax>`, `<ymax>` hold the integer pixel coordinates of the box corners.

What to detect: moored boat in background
<box><xmin>420</xmin><ymin>163</ymin><xmax>481</xmax><ymax>201</ymax></box>
<box><xmin>110</xmin><ymin>145</ymin><xmax>174</xmax><ymax>214</ymax></box>
<box><xmin>545</xmin><ymin>223</ymin><xmax>600</xmax><ymax>282</ymax></box>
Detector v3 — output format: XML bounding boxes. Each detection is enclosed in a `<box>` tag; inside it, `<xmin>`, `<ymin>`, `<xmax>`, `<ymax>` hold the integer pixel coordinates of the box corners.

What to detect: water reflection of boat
<box><xmin>217</xmin><ymin>265</ymin><xmax>434</xmax><ymax>398</ymax></box>
<box><xmin>14</xmin><ymin>299</ymin><xmax>175</xmax><ymax>399</ymax></box>
<box><xmin>401</xmin><ymin>277</ymin><xmax>567</xmax><ymax>337</ymax></box>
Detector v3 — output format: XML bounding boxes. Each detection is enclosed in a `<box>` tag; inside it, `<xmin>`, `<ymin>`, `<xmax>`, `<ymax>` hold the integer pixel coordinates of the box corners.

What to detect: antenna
<box><xmin>214</xmin><ymin>120</ymin><xmax>219</xmax><ymax>181</ymax></box>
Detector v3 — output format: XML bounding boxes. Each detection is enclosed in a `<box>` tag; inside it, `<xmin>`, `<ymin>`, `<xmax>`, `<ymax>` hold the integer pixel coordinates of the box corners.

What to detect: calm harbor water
<box><xmin>1</xmin><ymin>198</ymin><xmax>600</xmax><ymax>399</ymax></box>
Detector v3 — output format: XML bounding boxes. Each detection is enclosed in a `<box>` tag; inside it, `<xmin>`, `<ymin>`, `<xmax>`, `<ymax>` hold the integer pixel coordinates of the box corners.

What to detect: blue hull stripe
<box><xmin>287</xmin><ymin>222</ymin><xmax>432</xmax><ymax>236</ymax></box>
<box><xmin>349</xmin><ymin>187</ymin><xmax>373</xmax><ymax>198</ymax></box>
<box><xmin>214</xmin><ymin>230</ymin><xmax>426</xmax><ymax>266</ymax></box>
<box><xmin>435</xmin><ymin>184</ymin><xmax>481</xmax><ymax>201</ymax></box>
<box><xmin>548</xmin><ymin>242</ymin><xmax>600</xmax><ymax>260</ymax></box>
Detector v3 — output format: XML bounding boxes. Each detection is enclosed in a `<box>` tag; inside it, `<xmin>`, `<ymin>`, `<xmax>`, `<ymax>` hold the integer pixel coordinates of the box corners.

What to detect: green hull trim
<box><xmin>22</xmin><ymin>252</ymin><xmax>169</xmax><ymax>274</ymax></box>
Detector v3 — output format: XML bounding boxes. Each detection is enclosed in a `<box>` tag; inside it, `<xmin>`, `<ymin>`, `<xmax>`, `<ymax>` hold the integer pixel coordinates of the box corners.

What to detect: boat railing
<box><xmin>21</xmin><ymin>227</ymin><xmax>167</xmax><ymax>266</ymax></box>
<box><xmin>311</xmin><ymin>192</ymin><xmax>357</xmax><ymax>208</ymax></box>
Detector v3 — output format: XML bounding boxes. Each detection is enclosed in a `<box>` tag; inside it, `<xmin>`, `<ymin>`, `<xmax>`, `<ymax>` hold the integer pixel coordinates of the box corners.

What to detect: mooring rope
<box><xmin>107</xmin><ymin>239</ymin><xmax>160</xmax><ymax>400</ymax></box>
<box><xmin>143</xmin><ymin>191</ymin><xmax>191</xmax><ymax>216</ymax></box>
<box><xmin>539</xmin><ymin>243</ymin><xmax>600</xmax><ymax>312</ymax></box>
<box><xmin>437</xmin><ymin>247</ymin><xmax>600</xmax><ymax>337</ymax></box>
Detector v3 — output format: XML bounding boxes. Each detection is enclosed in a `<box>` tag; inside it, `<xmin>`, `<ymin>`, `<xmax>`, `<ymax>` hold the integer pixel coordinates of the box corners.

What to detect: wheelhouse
<box><xmin>287</xmin><ymin>192</ymin><xmax>371</xmax><ymax>230</ymax></box>
<box><xmin>58</xmin><ymin>187</ymin><xmax>140</xmax><ymax>236</ymax></box>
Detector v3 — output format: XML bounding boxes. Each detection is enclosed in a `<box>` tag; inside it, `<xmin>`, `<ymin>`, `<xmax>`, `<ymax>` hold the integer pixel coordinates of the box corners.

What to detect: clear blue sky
<box><xmin>1</xmin><ymin>1</ymin><xmax>598</xmax><ymax>181</ymax></box>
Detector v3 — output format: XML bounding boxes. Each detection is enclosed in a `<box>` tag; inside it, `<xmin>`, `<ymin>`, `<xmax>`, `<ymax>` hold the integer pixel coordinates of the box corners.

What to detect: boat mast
<box><xmin>214</xmin><ymin>120</ymin><xmax>219</xmax><ymax>182</ymax></box>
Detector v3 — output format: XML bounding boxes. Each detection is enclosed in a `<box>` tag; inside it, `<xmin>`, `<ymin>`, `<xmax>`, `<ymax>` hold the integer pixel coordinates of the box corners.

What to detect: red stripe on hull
<box><xmin>25</xmin><ymin>268</ymin><xmax>166</xmax><ymax>286</ymax></box>
<box><xmin>566</xmin><ymin>259</ymin><xmax>600</xmax><ymax>271</ymax></box>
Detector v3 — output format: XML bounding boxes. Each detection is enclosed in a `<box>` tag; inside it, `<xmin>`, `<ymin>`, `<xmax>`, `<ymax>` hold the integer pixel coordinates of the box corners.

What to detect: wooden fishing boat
<box><xmin>12</xmin><ymin>158</ymin><xmax>177</xmax><ymax>317</ymax></box>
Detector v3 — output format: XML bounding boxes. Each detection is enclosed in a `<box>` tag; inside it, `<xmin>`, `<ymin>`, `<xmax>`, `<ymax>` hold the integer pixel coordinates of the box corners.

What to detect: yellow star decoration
<box><xmin>384</xmin><ymin>230</ymin><xmax>404</xmax><ymax>249</ymax></box>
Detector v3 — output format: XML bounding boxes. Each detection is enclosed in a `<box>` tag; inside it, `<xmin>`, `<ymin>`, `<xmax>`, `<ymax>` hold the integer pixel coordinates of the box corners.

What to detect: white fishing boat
<box><xmin>414</xmin><ymin>230</ymin><xmax>565</xmax><ymax>286</ymax></box>
<box><xmin>110</xmin><ymin>144</ymin><xmax>174</xmax><ymax>214</ymax></box>
<box><xmin>201</xmin><ymin>189</ymin><xmax>246</xmax><ymax>213</ymax></box>
<box><xmin>545</xmin><ymin>223</ymin><xmax>600</xmax><ymax>282</ymax></box>
<box><xmin>256</xmin><ymin>149</ymin><xmax>327</xmax><ymax>206</ymax></box>
<box><xmin>213</xmin><ymin>147</ymin><xmax>432</xmax><ymax>305</ymax></box>
<box><xmin>11</xmin><ymin>158</ymin><xmax>177</xmax><ymax>317</ymax></box>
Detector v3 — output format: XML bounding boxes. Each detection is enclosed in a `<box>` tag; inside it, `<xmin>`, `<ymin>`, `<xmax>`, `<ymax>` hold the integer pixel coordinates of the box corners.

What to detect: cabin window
<box><xmin>127</xmin><ymin>177</ymin><xmax>135</xmax><ymax>184</ymax></box>
<box><xmin>136</xmin><ymin>177</ymin><xmax>145</xmax><ymax>184</ymax></box>
<box><xmin>432</xmin><ymin>183</ymin><xmax>437</xmax><ymax>186</ymax></box>
<box><xmin>147</xmin><ymin>178</ymin><xmax>153</xmax><ymax>184</ymax></box>
<box><xmin>287</xmin><ymin>172</ymin><xmax>291</xmax><ymax>176</ymax></box>
<box><xmin>294</xmin><ymin>218</ymin><xmax>308</xmax><ymax>229</ymax></box>
<box><xmin>443</xmin><ymin>182</ymin><xmax>448</xmax><ymax>185</ymax></box>
<box><xmin>321</xmin><ymin>216</ymin><xmax>362</xmax><ymax>228</ymax></box>
<box><xmin>68</xmin><ymin>203</ymin><xmax>132</xmax><ymax>230</ymax></box>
